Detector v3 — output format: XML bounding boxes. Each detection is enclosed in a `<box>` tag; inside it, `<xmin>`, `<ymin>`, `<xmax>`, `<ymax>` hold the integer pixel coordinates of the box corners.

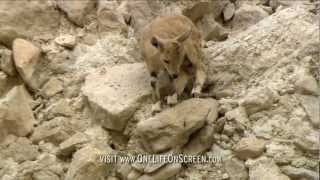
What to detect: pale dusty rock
<box><xmin>0</xmin><ymin>0</ymin><xmax>60</xmax><ymax>47</ymax></box>
<box><xmin>58</xmin><ymin>126</ymin><xmax>110</xmax><ymax>157</ymax></box>
<box><xmin>0</xmin><ymin>72</ymin><xmax>8</xmax><ymax>96</ymax></box>
<box><xmin>31</xmin><ymin>117</ymin><xmax>76</xmax><ymax>145</ymax></box>
<box><xmin>294</xmin><ymin>70</ymin><xmax>319</xmax><ymax>95</ymax></box>
<box><xmin>136</xmin><ymin>98</ymin><xmax>218</xmax><ymax>153</ymax></box>
<box><xmin>205</xmin><ymin>6</ymin><xmax>318</xmax><ymax>98</ymax></box>
<box><xmin>58</xmin><ymin>132</ymin><xmax>90</xmax><ymax>157</ymax></box>
<box><xmin>298</xmin><ymin>95</ymin><xmax>320</xmax><ymax>128</ymax></box>
<box><xmin>41</xmin><ymin>77</ymin><xmax>64</xmax><ymax>98</ymax></box>
<box><xmin>17</xmin><ymin>153</ymin><xmax>64</xmax><ymax>180</ymax></box>
<box><xmin>0</xmin><ymin>48</ymin><xmax>16</xmax><ymax>76</ymax></box>
<box><xmin>234</xmin><ymin>137</ymin><xmax>266</xmax><ymax>160</ymax></box>
<box><xmin>13</xmin><ymin>38</ymin><xmax>41</xmax><ymax>90</ymax></box>
<box><xmin>139</xmin><ymin>163</ymin><xmax>181</xmax><ymax>180</ymax></box>
<box><xmin>0</xmin><ymin>85</ymin><xmax>34</xmax><ymax>137</ymax></box>
<box><xmin>57</xmin><ymin>0</ymin><xmax>96</xmax><ymax>27</ymax></box>
<box><xmin>225</xmin><ymin>106</ymin><xmax>249</xmax><ymax>124</ymax></box>
<box><xmin>240</xmin><ymin>87</ymin><xmax>276</xmax><ymax>115</ymax></box>
<box><xmin>294</xmin><ymin>134</ymin><xmax>319</xmax><ymax>155</ymax></box>
<box><xmin>82</xmin><ymin>63</ymin><xmax>151</xmax><ymax>131</ymax></box>
<box><xmin>117</xmin><ymin>0</ymin><xmax>157</xmax><ymax>38</ymax></box>
<box><xmin>280</xmin><ymin>166</ymin><xmax>319</xmax><ymax>180</ymax></box>
<box><xmin>65</xmin><ymin>144</ymin><xmax>113</xmax><ymax>180</ymax></box>
<box><xmin>265</xmin><ymin>142</ymin><xmax>296</xmax><ymax>165</ymax></box>
<box><xmin>223</xmin><ymin>2</ymin><xmax>236</xmax><ymax>21</ymax></box>
<box><xmin>97</xmin><ymin>0</ymin><xmax>128</xmax><ymax>34</ymax></box>
<box><xmin>229</xmin><ymin>3</ymin><xmax>269</xmax><ymax>32</ymax></box>
<box><xmin>182</xmin><ymin>123</ymin><xmax>214</xmax><ymax>155</ymax></box>
<box><xmin>246</xmin><ymin>156</ymin><xmax>290</xmax><ymax>180</ymax></box>
<box><xmin>196</xmin><ymin>14</ymin><xmax>229</xmax><ymax>41</ymax></box>
<box><xmin>54</xmin><ymin>34</ymin><xmax>77</xmax><ymax>49</ymax></box>
<box><xmin>224</xmin><ymin>158</ymin><xmax>248</xmax><ymax>180</ymax></box>
<box><xmin>0</xmin><ymin>137</ymin><xmax>39</xmax><ymax>163</ymax></box>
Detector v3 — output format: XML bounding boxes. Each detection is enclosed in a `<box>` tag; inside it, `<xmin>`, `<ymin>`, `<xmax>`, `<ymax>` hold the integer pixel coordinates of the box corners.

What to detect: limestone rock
<box><xmin>57</xmin><ymin>0</ymin><xmax>96</xmax><ymax>27</ymax></box>
<box><xmin>234</xmin><ymin>137</ymin><xmax>266</xmax><ymax>160</ymax></box>
<box><xmin>196</xmin><ymin>14</ymin><xmax>229</xmax><ymax>41</ymax></box>
<box><xmin>139</xmin><ymin>163</ymin><xmax>181</xmax><ymax>180</ymax></box>
<box><xmin>31</xmin><ymin>117</ymin><xmax>76</xmax><ymax>145</ymax></box>
<box><xmin>0</xmin><ymin>85</ymin><xmax>34</xmax><ymax>137</ymax></box>
<box><xmin>136</xmin><ymin>98</ymin><xmax>218</xmax><ymax>153</ymax></box>
<box><xmin>0</xmin><ymin>137</ymin><xmax>39</xmax><ymax>163</ymax></box>
<box><xmin>298</xmin><ymin>95</ymin><xmax>320</xmax><ymax>128</ymax></box>
<box><xmin>0</xmin><ymin>48</ymin><xmax>16</xmax><ymax>76</ymax></box>
<box><xmin>82</xmin><ymin>63</ymin><xmax>151</xmax><ymax>131</ymax></box>
<box><xmin>280</xmin><ymin>166</ymin><xmax>319</xmax><ymax>180</ymax></box>
<box><xmin>13</xmin><ymin>38</ymin><xmax>41</xmax><ymax>90</ymax></box>
<box><xmin>58</xmin><ymin>132</ymin><xmax>90</xmax><ymax>157</ymax></box>
<box><xmin>246</xmin><ymin>156</ymin><xmax>290</xmax><ymax>180</ymax></box>
<box><xmin>294</xmin><ymin>71</ymin><xmax>319</xmax><ymax>95</ymax></box>
<box><xmin>224</xmin><ymin>158</ymin><xmax>248</xmax><ymax>180</ymax></box>
<box><xmin>240</xmin><ymin>87</ymin><xmax>276</xmax><ymax>115</ymax></box>
<box><xmin>54</xmin><ymin>34</ymin><xmax>77</xmax><ymax>49</ymax></box>
<box><xmin>65</xmin><ymin>144</ymin><xmax>112</xmax><ymax>180</ymax></box>
<box><xmin>229</xmin><ymin>3</ymin><xmax>269</xmax><ymax>32</ymax></box>
<box><xmin>0</xmin><ymin>0</ymin><xmax>60</xmax><ymax>47</ymax></box>
<box><xmin>41</xmin><ymin>77</ymin><xmax>64</xmax><ymax>98</ymax></box>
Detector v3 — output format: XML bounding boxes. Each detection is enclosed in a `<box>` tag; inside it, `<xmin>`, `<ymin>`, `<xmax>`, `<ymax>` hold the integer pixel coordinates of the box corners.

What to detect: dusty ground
<box><xmin>0</xmin><ymin>0</ymin><xmax>319</xmax><ymax>180</ymax></box>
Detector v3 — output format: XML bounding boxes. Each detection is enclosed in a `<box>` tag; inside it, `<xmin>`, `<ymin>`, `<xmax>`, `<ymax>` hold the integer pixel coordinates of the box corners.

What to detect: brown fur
<box><xmin>140</xmin><ymin>15</ymin><xmax>206</xmax><ymax>106</ymax></box>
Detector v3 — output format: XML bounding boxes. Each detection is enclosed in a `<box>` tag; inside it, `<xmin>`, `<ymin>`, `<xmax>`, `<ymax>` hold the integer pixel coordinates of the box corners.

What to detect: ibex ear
<box><xmin>151</xmin><ymin>36</ymin><xmax>164</xmax><ymax>50</ymax></box>
<box><xmin>176</xmin><ymin>26</ymin><xmax>192</xmax><ymax>43</ymax></box>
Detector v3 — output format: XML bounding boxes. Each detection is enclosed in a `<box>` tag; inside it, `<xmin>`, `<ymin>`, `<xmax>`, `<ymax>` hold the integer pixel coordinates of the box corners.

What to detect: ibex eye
<box><xmin>164</xmin><ymin>60</ymin><xmax>169</xmax><ymax>64</ymax></box>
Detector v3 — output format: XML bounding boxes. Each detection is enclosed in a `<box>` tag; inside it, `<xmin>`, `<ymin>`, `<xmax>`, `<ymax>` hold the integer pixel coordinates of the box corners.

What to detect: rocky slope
<box><xmin>0</xmin><ymin>0</ymin><xmax>319</xmax><ymax>180</ymax></box>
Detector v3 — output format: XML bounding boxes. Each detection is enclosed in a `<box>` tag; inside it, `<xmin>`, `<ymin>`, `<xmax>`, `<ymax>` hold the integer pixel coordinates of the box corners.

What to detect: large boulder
<box><xmin>82</xmin><ymin>63</ymin><xmax>151</xmax><ymax>131</ymax></box>
<box><xmin>0</xmin><ymin>85</ymin><xmax>35</xmax><ymax>137</ymax></box>
<box><xmin>233</xmin><ymin>137</ymin><xmax>266</xmax><ymax>160</ymax></box>
<box><xmin>205</xmin><ymin>7</ymin><xmax>319</xmax><ymax>98</ymax></box>
<box><xmin>65</xmin><ymin>144</ymin><xmax>113</xmax><ymax>180</ymax></box>
<box><xmin>135</xmin><ymin>98</ymin><xmax>218</xmax><ymax>153</ymax></box>
<box><xmin>13</xmin><ymin>39</ymin><xmax>42</xmax><ymax>90</ymax></box>
<box><xmin>0</xmin><ymin>0</ymin><xmax>60</xmax><ymax>47</ymax></box>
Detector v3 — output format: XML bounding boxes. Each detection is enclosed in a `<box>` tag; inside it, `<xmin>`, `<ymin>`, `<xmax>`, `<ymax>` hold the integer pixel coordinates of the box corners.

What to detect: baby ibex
<box><xmin>140</xmin><ymin>15</ymin><xmax>206</xmax><ymax>111</ymax></box>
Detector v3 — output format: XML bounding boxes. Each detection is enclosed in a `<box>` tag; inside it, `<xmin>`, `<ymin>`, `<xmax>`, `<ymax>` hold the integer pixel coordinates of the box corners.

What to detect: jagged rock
<box><xmin>0</xmin><ymin>72</ymin><xmax>8</xmax><ymax>96</ymax></box>
<box><xmin>196</xmin><ymin>14</ymin><xmax>229</xmax><ymax>41</ymax></box>
<box><xmin>224</xmin><ymin>158</ymin><xmax>248</xmax><ymax>180</ymax></box>
<box><xmin>182</xmin><ymin>1</ymin><xmax>227</xmax><ymax>22</ymax></box>
<box><xmin>47</xmin><ymin>99</ymin><xmax>73</xmax><ymax>119</ymax></box>
<box><xmin>265</xmin><ymin>142</ymin><xmax>296</xmax><ymax>165</ymax></box>
<box><xmin>41</xmin><ymin>77</ymin><xmax>64</xmax><ymax>98</ymax></box>
<box><xmin>298</xmin><ymin>94</ymin><xmax>320</xmax><ymax>128</ymax></box>
<box><xmin>294</xmin><ymin>70</ymin><xmax>319</xmax><ymax>95</ymax></box>
<box><xmin>0</xmin><ymin>137</ymin><xmax>39</xmax><ymax>163</ymax></box>
<box><xmin>31</xmin><ymin>117</ymin><xmax>76</xmax><ymax>145</ymax></box>
<box><xmin>0</xmin><ymin>48</ymin><xmax>16</xmax><ymax>76</ymax></box>
<box><xmin>294</xmin><ymin>134</ymin><xmax>319</xmax><ymax>155</ymax></box>
<box><xmin>225</xmin><ymin>106</ymin><xmax>249</xmax><ymax>124</ymax></box>
<box><xmin>223</xmin><ymin>2</ymin><xmax>236</xmax><ymax>21</ymax></box>
<box><xmin>139</xmin><ymin>163</ymin><xmax>181</xmax><ymax>180</ymax></box>
<box><xmin>13</xmin><ymin>38</ymin><xmax>41</xmax><ymax>90</ymax></box>
<box><xmin>57</xmin><ymin>0</ymin><xmax>96</xmax><ymax>27</ymax></box>
<box><xmin>65</xmin><ymin>144</ymin><xmax>113</xmax><ymax>180</ymax></box>
<box><xmin>82</xmin><ymin>63</ymin><xmax>151</xmax><ymax>131</ymax></box>
<box><xmin>240</xmin><ymin>87</ymin><xmax>276</xmax><ymax>115</ymax></box>
<box><xmin>246</xmin><ymin>156</ymin><xmax>290</xmax><ymax>180</ymax></box>
<box><xmin>0</xmin><ymin>0</ymin><xmax>60</xmax><ymax>47</ymax></box>
<box><xmin>182</xmin><ymin>123</ymin><xmax>215</xmax><ymax>155</ymax></box>
<box><xmin>280</xmin><ymin>166</ymin><xmax>319</xmax><ymax>180</ymax></box>
<box><xmin>54</xmin><ymin>34</ymin><xmax>77</xmax><ymax>49</ymax></box>
<box><xmin>136</xmin><ymin>98</ymin><xmax>218</xmax><ymax>153</ymax></box>
<box><xmin>234</xmin><ymin>137</ymin><xmax>266</xmax><ymax>160</ymax></box>
<box><xmin>229</xmin><ymin>3</ymin><xmax>269</xmax><ymax>32</ymax></box>
<box><xmin>0</xmin><ymin>85</ymin><xmax>34</xmax><ymax>137</ymax></box>
<box><xmin>58</xmin><ymin>126</ymin><xmax>110</xmax><ymax>157</ymax></box>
